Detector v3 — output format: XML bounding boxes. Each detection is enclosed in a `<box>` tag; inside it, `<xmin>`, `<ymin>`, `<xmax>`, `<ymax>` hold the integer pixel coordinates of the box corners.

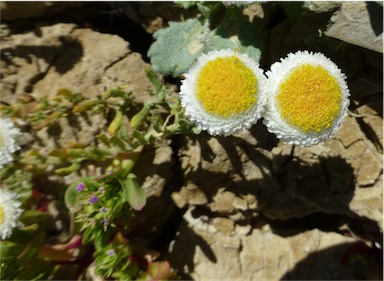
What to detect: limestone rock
<box><xmin>168</xmin><ymin>209</ymin><xmax>358</xmax><ymax>280</ymax></box>
<box><xmin>34</xmin><ymin>114</ymin><xmax>106</xmax><ymax>156</ymax></box>
<box><xmin>171</xmin><ymin>119</ymin><xmax>383</xmax><ymax>279</ymax></box>
<box><xmin>0</xmin><ymin>23</ymin><xmax>155</xmax><ymax>105</ymax></box>
<box><xmin>1</xmin><ymin>23</ymin><xmax>77</xmax><ymax>103</ymax></box>
<box><xmin>135</xmin><ymin>143</ymin><xmax>174</xmax><ymax>198</ymax></box>
<box><xmin>325</xmin><ymin>2</ymin><xmax>383</xmax><ymax>53</ymax></box>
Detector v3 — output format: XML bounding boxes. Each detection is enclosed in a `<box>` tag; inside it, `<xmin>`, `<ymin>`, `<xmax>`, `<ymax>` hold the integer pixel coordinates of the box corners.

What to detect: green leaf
<box><xmin>130</xmin><ymin>103</ymin><xmax>150</xmax><ymax>129</ymax></box>
<box><xmin>196</xmin><ymin>2</ymin><xmax>224</xmax><ymax>20</ymax></box>
<box><xmin>56</xmin><ymin>89</ymin><xmax>83</xmax><ymax>103</ymax></box>
<box><xmin>94</xmin><ymin>229</ymin><xmax>109</xmax><ymax>250</ymax></box>
<box><xmin>72</xmin><ymin>99</ymin><xmax>100</xmax><ymax>113</ymax></box>
<box><xmin>82</xmin><ymin>225</ymin><xmax>96</xmax><ymax>245</ymax></box>
<box><xmin>107</xmin><ymin>88</ymin><xmax>131</xmax><ymax>99</ymax></box>
<box><xmin>7</xmin><ymin>223</ymin><xmax>40</xmax><ymax>243</ymax></box>
<box><xmin>118</xmin><ymin>159</ymin><xmax>135</xmax><ymax>177</ymax></box>
<box><xmin>54</xmin><ymin>162</ymin><xmax>81</xmax><ymax>176</ymax></box>
<box><xmin>15</xmin><ymin>259</ymin><xmax>52</xmax><ymax>281</ymax></box>
<box><xmin>133</xmin><ymin>130</ymin><xmax>147</xmax><ymax>145</ymax></box>
<box><xmin>64</xmin><ymin>177</ymin><xmax>97</xmax><ymax>212</ymax></box>
<box><xmin>148</xmin><ymin>261</ymin><xmax>171</xmax><ymax>280</ymax></box>
<box><xmin>1</xmin><ymin>259</ymin><xmax>19</xmax><ymax>280</ymax></box>
<box><xmin>32</xmin><ymin>111</ymin><xmax>61</xmax><ymax>130</ymax></box>
<box><xmin>148</xmin><ymin>18</ymin><xmax>209</xmax><ymax>77</ymax></box>
<box><xmin>67</xmin><ymin>148</ymin><xmax>87</xmax><ymax>159</ymax></box>
<box><xmin>110</xmin><ymin>134</ymin><xmax>129</xmax><ymax>150</ymax></box>
<box><xmin>108</xmin><ymin>110</ymin><xmax>124</xmax><ymax>135</ymax></box>
<box><xmin>65</xmin><ymin>183</ymin><xmax>82</xmax><ymax>212</ymax></box>
<box><xmin>19</xmin><ymin>210</ymin><xmax>49</xmax><ymax>225</ymax></box>
<box><xmin>120</xmin><ymin>174</ymin><xmax>146</xmax><ymax>211</ymax></box>
<box><xmin>18</xmin><ymin>226</ymin><xmax>45</xmax><ymax>266</ymax></box>
<box><xmin>145</xmin><ymin>67</ymin><xmax>163</xmax><ymax>93</ymax></box>
<box><xmin>206</xmin><ymin>7</ymin><xmax>262</xmax><ymax>62</ymax></box>
<box><xmin>117</xmin><ymin>126</ymin><xmax>133</xmax><ymax>149</ymax></box>
<box><xmin>96</xmin><ymin>133</ymin><xmax>110</xmax><ymax>145</ymax></box>
<box><xmin>0</xmin><ymin>241</ymin><xmax>25</xmax><ymax>261</ymax></box>
<box><xmin>56</xmin><ymin>88</ymin><xmax>74</xmax><ymax>100</ymax></box>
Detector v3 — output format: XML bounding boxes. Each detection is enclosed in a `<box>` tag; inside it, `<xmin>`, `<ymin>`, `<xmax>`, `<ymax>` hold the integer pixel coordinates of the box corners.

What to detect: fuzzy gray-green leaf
<box><xmin>148</xmin><ymin>18</ymin><xmax>209</xmax><ymax>77</ymax></box>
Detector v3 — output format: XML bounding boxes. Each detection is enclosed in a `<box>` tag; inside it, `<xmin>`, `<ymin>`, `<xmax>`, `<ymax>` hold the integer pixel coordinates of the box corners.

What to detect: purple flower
<box><xmin>102</xmin><ymin>218</ymin><xmax>108</xmax><ymax>225</ymax></box>
<box><xmin>101</xmin><ymin>207</ymin><xmax>107</xmax><ymax>213</ymax></box>
<box><xmin>99</xmin><ymin>187</ymin><xmax>105</xmax><ymax>192</ymax></box>
<box><xmin>76</xmin><ymin>182</ymin><xmax>85</xmax><ymax>192</ymax></box>
<box><xmin>89</xmin><ymin>195</ymin><xmax>99</xmax><ymax>204</ymax></box>
<box><xmin>107</xmin><ymin>249</ymin><xmax>115</xmax><ymax>256</ymax></box>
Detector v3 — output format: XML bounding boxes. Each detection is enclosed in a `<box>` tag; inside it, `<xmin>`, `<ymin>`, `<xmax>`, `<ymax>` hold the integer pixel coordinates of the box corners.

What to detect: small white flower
<box><xmin>180</xmin><ymin>49</ymin><xmax>268</xmax><ymax>136</ymax></box>
<box><xmin>0</xmin><ymin>189</ymin><xmax>23</xmax><ymax>240</ymax></box>
<box><xmin>263</xmin><ymin>51</ymin><xmax>350</xmax><ymax>146</ymax></box>
<box><xmin>0</xmin><ymin>118</ymin><xmax>22</xmax><ymax>167</ymax></box>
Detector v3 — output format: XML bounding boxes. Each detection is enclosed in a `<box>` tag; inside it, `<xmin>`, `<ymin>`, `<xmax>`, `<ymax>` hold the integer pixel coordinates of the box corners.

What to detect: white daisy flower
<box><xmin>0</xmin><ymin>189</ymin><xmax>23</xmax><ymax>240</ymax></box>
<box><xmin>263</xmin><ymin>51</ymin><xmax>350</xmax><ymax>146</ymax></box>
<box><xmin>180</xmin><ymin>49</ymin><xmax>268</xmax><ymax>136</ymax></box>
<box><xmin>0</xmin><ymin>118</ymin><xmax>22</xmax><ymax>167</ymax></box>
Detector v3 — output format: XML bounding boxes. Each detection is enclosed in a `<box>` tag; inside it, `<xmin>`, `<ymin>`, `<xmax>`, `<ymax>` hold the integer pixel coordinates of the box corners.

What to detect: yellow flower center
<box><xmin>277</xmin><ymin>64</ymin><xmax>342</xmax><ymax>133</ymax></box>
<box><xmin>196</xmin><ymin>56</ymin><xmax>257</xmax><ymax>118</ymax></box>
<box><xmin>0</xmin><ymin>205</ymin><xmax>5</xmax><ymax>225</ymax></box>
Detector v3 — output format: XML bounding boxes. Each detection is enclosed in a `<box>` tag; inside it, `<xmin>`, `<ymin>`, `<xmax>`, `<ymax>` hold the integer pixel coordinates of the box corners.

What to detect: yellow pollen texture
<box><xmin>196</xmin><ymin>56</ymin><xmax>257</xmax><ymax>118</ymax></box>
<box><xmin>0</xmin><ymin>205</ymin><xmax>4</xmax><ymax>224</ymax></box>
<box><xmin>277</xmin><ymin>64</ymin><xmax>342</xmax><ymax>133</ymax></box>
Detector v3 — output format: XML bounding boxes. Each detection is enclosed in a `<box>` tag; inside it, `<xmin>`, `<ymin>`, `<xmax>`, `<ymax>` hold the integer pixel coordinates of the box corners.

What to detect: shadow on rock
<box><xmin>1</xmin><ymin>36</ymin><xmax>83</xmax><ymax>75</ymax></box>
<box><xmin>281</xmin><ymin>241</ymin><xmax>383</xmax><ymax>280</ymax></box>
<box><xmin>166</xmin><ymin>121</ymin><xmax>382</xmax><ymax>279</ymax></box>
<box><xmin>366</xmin><ymin>1</ymin><xmax>383</xmax><ymax>36</ymax></box>
<box><xmin>260</xmin><ymin>154</ymin><xmax>356</xmax><ymax>220</ymax></box>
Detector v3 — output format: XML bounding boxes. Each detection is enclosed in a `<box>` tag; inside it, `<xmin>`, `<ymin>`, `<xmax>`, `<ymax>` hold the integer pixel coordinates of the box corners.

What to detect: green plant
<box><xmin>0</xmin><ymin>68</ymin><xmax>191</xmax><ymax>280</ymax></box>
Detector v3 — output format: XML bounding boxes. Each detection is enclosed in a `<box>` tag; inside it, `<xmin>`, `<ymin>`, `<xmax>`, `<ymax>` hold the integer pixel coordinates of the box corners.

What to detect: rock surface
<box><xmin>168</xmin><ymin>209</ymin><xmax>358</xmax><ymax>280</ymax></box>
<box><xmin>171</xmin><ymin>117</ymin><xmax>382</xmax><ymax>224</ymax></box>
<box><xmin>1</xmin><ymin>23</ymin><xmax>154</xmax><ymax>104</ymax></box>
<box><xmin>325</xmin><ymin>2</ymin><xmax>383</xmax><ymax>53</ymax></box>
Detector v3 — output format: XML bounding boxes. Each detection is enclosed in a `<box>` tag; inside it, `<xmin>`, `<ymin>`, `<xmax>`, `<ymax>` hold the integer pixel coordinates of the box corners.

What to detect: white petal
<box><xmin>0</xmin><ymin>118</ymin><xmax>22</xmax><ymax>167</ymax></box>
<box><xmin>0</xmin><ymin>189</ymin><xmax>23</xmax><ymax>240</ymax></box>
